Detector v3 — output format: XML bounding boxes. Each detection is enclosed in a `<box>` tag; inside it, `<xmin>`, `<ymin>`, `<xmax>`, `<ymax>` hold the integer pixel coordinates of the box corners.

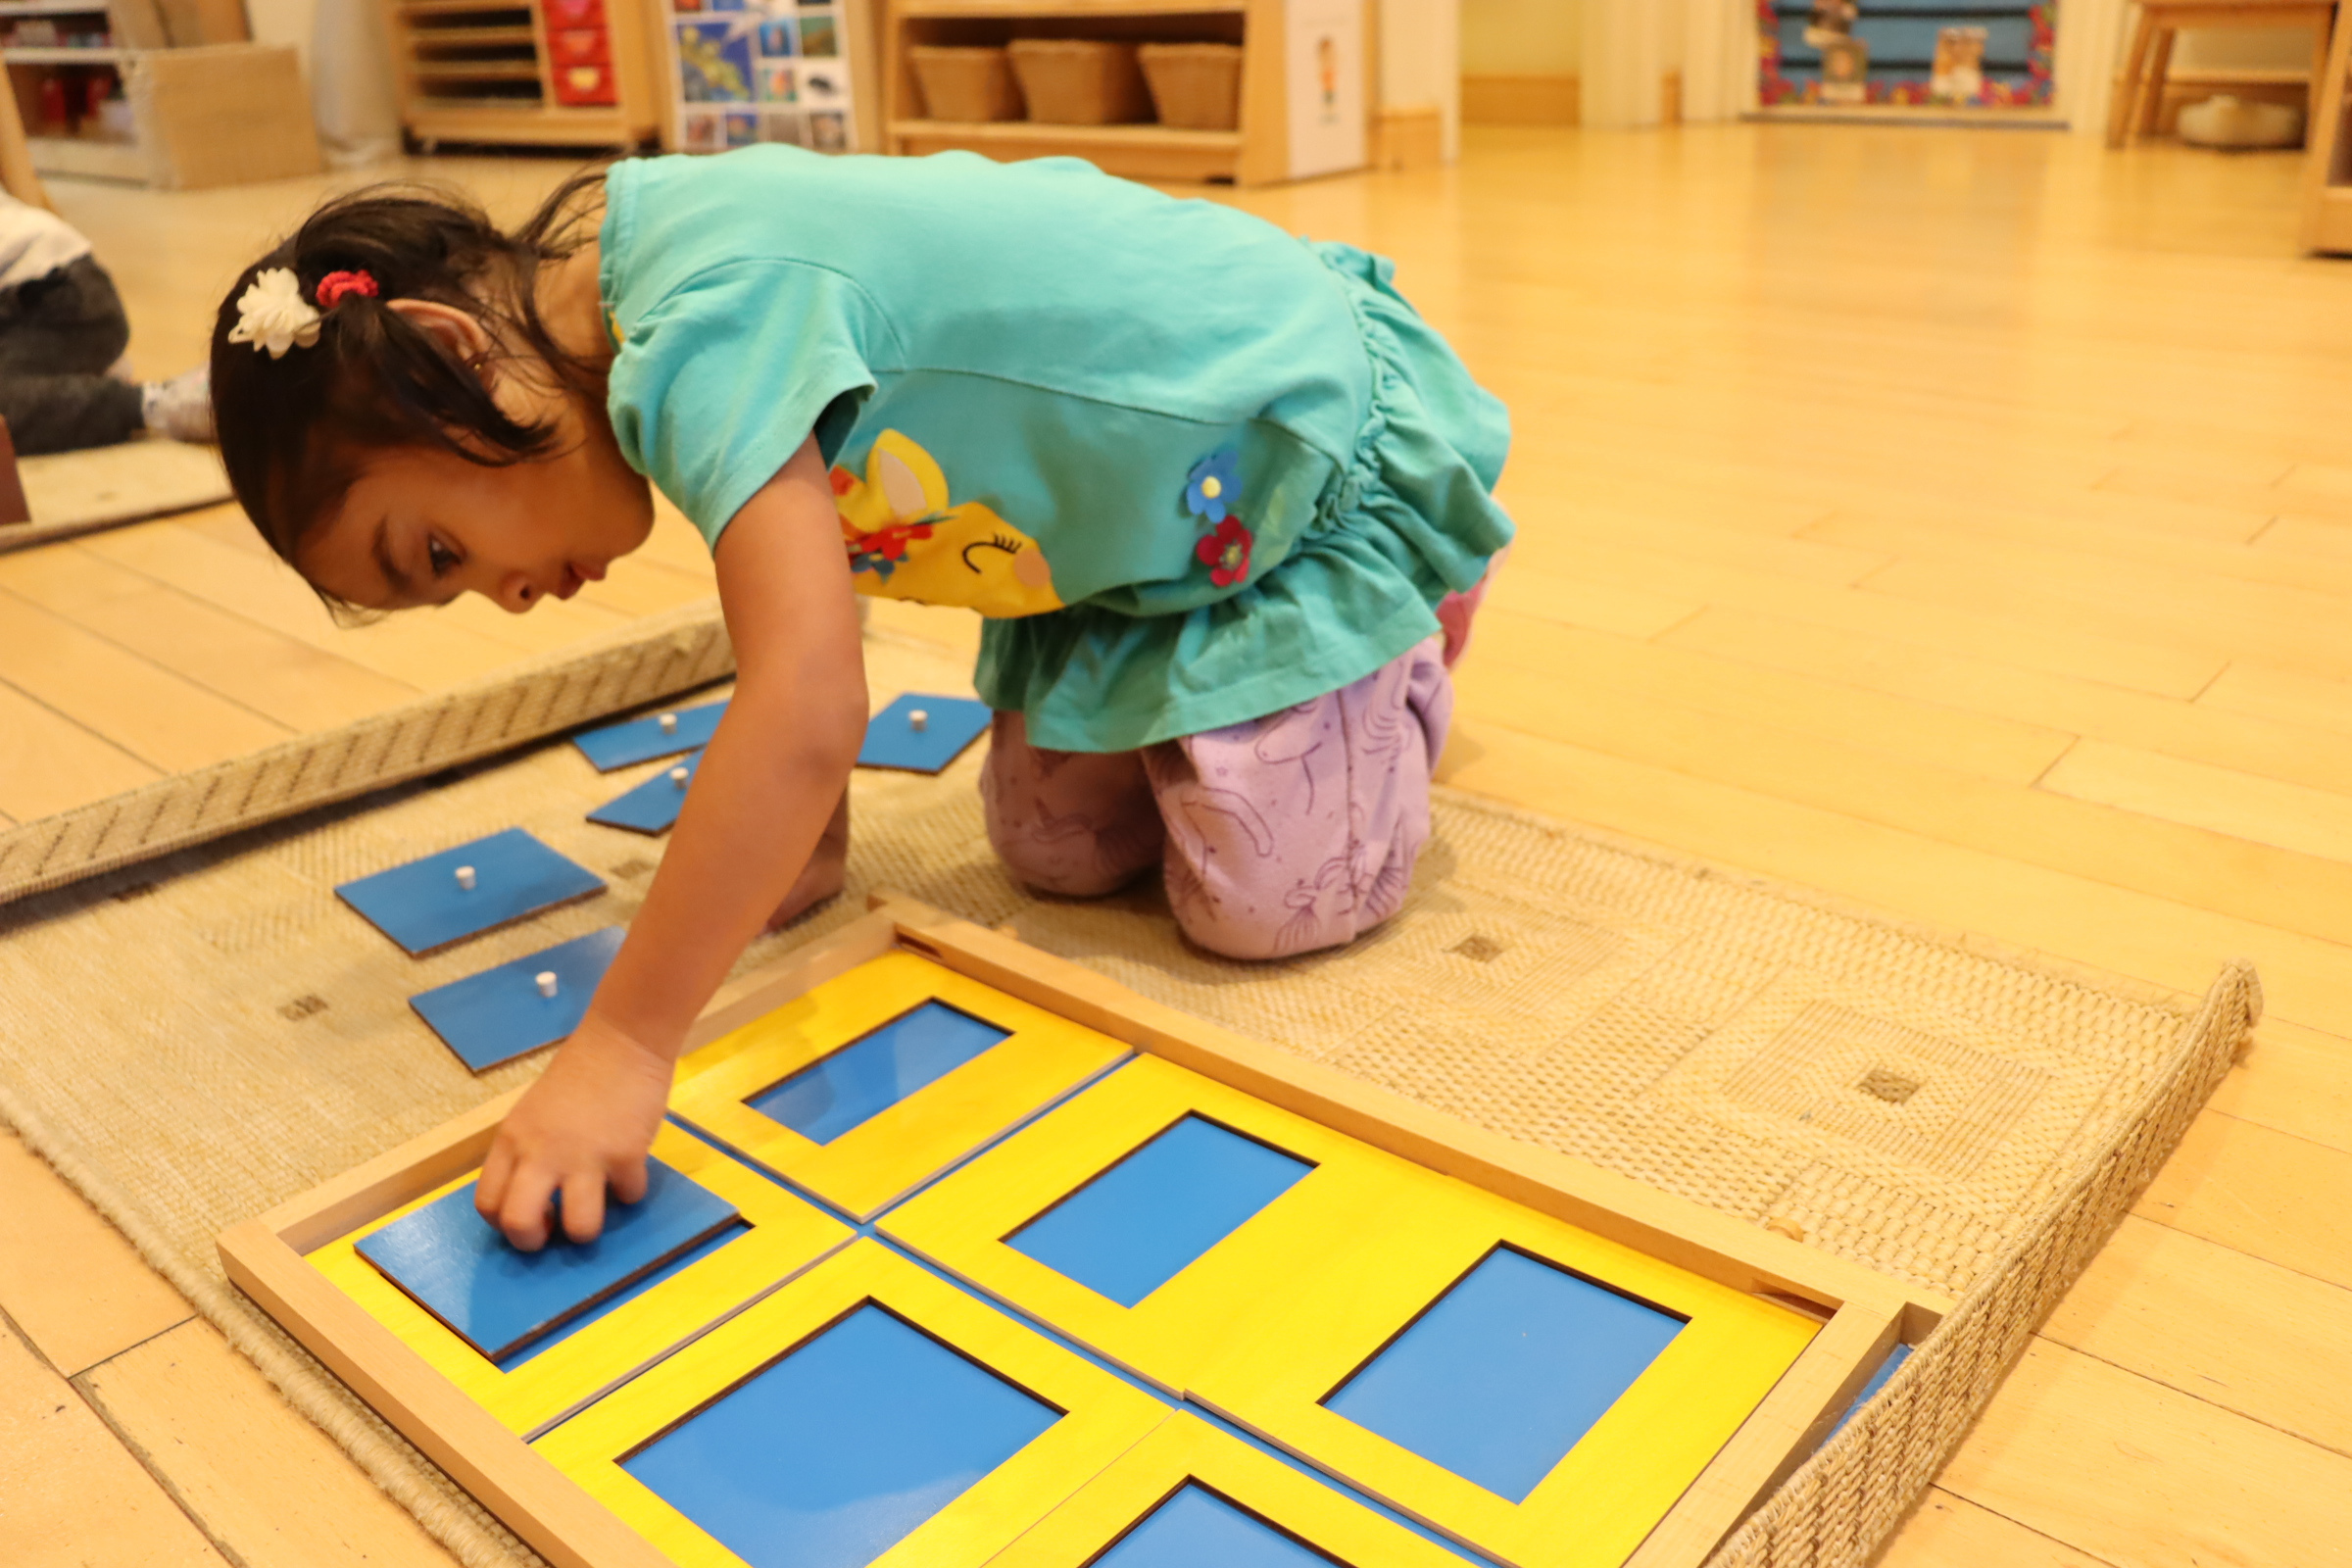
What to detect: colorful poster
<box><xmin>666</xmin><ymin>0</ymin><xmax>858</xmax><ymax>154</ymax></box>
<box><xmin>1759</xmin><ymin>2</ymin><xmax>2056</xmax><ymax>110</ymax></box>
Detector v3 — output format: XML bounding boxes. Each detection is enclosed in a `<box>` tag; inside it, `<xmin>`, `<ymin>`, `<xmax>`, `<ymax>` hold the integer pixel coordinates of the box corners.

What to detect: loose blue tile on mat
<box><xmin>746</xmin><ymin>1001</ymin><xmax>1009</xmax><ymax>1146</ymax></box>
<box><xmin>1096</xmin><ymin>1484</ymin><xmax>1341</xmax><ymax>1568</ymax></box>
<box><xmin>336</xmin><ymin>828</ymin><xmax>605</xmax><ymax>956</ymax></box>
<box><xmin>1321</xmin><ymin>1247</ymin><xmax>1686</xmax><ymax>1503</ymax></box>
<box><xmin>1006</xmin><ymin>1115</ymin><xmax>1312</xmax><ymax>1308</ymax></box>
<box><xmin>575</xmin><ymin>699</ymin><xmax>727</xmax><ymax>771</ymax></box>
<box><xmin>858</xmin><ymin>694</ymin><xmax>992</xmax><ymax>774</ymax></box>
<box><xmin>1828</xmin><ymin>1343</ymin><xmax>1912</xmax><ymax>1440</ymax></box>
<box><xmin>621</xmin><ymin>1302</ymin><xmax>1061</xmax><ymax>1568</ymax></box>
<box><xmin>588</xmin><ymin>752</ymin><xmax>702</xmax><ymax>836</ymax></box>
<box><xmin>357</xmin><ymin>1159</ymin><xmax>739</xmax><ymax>1362</ymax></box>
<box><xmin>409</xmin><ymin>927</ymin><xmax>627</xmax><ymax>1073</ymax></box>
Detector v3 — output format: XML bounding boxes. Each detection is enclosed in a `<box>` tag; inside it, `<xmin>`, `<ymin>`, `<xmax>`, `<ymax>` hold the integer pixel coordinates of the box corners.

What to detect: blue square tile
<box><xmin>357</xmin><ymin>1159</ymin><xmax>738</xmax><ymax>1361</ymax></box>
<box><xmin>747</xmin><ymin>1001</ymin><xmax>1009</xmax><ymax>1146</ymax></box>
<box><xmin>858</xmin><ymin>694</ymin><xmax>992</xmax><ymax>774</ymax></box>
<box><xmin>1096</xmin><ymin>1485</ymin><xmax>1341</xmax><ymax>1568</ymax></box>
<box><xmin>1005</xmin><ymin>1116</ymin><xmax>1313</xmax><ymax>1307</ymax></box>
<box><xmin>575</xmin><ymin>700</ymin><xmax>727</xmax><ymax>771</ymax></box>
<box><xmin>587</xmin><ymin>752</ymin><xmax>702</xmax><ymax>836</ymax></box>
<box><xmin>620</xmin><ymin>1302</ymin><xmax>1061</xmax><ymax>1568</ymax></box>
<box><xmin>336</xmin><ymin>828</ymin><xmax>605</xmax><ymax>956</ymax></box>
<box><xmin>409</xmin><ymin>927</ymin><xmax>627</xmax><ymax>1072</ymax></box>
<box><xmin>1320</xmin><ymin>1247</ymin><xmax>1686</xmax><ymax>1502</ymax></box>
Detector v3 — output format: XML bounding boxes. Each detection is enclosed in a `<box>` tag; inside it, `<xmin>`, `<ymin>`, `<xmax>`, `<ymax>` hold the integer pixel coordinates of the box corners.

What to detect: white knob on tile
<box><xmin>536</xmin><ymin>971</ymin><xmax>559</xmax><ymax>999</ymax></box>
<box><xmin>909</xmin><ymin>709</ymin><xmax>929</xmax><ymax>732</ymax></box>
<box><xmin>454</xmin><ymin>865</ymin><xmax>476</xmax><ymax>890</ymax></box>
<box><xmin>659</xmin><ymin>713</ymin><xmax>678</xmax><ymax>735</ymax></box>
<box><xmin>669</xmin><ymin>766</ymin><xmax>690</xmax><ymax>786</ymax></box>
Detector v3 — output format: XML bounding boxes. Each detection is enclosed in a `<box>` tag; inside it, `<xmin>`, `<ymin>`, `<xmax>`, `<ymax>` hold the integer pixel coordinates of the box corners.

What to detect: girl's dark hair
<box><xmin>210</xmin><ymin>169</ymin><xmax>610</xmax><ymax>574</ymax></box>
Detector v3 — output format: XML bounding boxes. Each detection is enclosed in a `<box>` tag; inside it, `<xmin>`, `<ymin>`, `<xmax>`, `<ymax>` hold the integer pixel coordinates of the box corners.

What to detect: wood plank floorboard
<box><xmin>4</xmin><ymin>124</ymin><xmax>2349</xmax><ymax>1568</ymax></box>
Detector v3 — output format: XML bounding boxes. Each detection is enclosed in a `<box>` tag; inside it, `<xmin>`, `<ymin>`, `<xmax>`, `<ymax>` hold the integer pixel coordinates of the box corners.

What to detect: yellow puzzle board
<box><xmin>307</xmin><ymin>1121</ymin><xmax>853</xmax><ymax>1438</ymax></box>
<box><xmin>1190</xmin><ymin>1176</ymin><xmax>1822</xmax><ymax>1568</ymax></box>
<box><xmin>880</xmin><ymin>1053</ymin><xmax>1441</xmax><ymax>1393</ymax></box>
<box><xmin>989</xmin><ymin>1411</ymin><xmax>1471</xmax><ymax>1566</ymax></box>
<box><xmin>668</xmin><ymin>950</ymin><xmax>1130</xmax><ymax>1218</ymax></box>
<box><xmin>223</xmin><ymin>904</ymin><xmax>1928</xmax><ymax>1568</ymax></box>
<box><xmin>533</xmin><ymin>1240</ymin><xmax>1169</xmax><ymax>1568</ymax></box>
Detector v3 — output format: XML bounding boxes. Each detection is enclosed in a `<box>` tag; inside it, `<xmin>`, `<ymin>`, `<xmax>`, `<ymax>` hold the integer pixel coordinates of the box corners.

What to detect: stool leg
<box><xmin>2138</xmin><ymin>24</ymin><xmax>2177</xmax><ymax>137</ymax></box>
<box><xmin>2110</xmin><ymin>8</ymin><xmax>2156</xmax><ymax>147</ymax></box>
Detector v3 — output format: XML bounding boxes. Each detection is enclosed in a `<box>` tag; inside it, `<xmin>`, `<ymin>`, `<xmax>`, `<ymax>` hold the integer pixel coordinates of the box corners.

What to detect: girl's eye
<box><xmin>426</xmin><ymin>537</ymin><xmax>460</xmax><ymax>576</ymax></box>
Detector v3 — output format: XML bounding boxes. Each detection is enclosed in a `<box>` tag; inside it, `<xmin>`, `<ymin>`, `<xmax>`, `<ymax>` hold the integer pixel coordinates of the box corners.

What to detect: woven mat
<box><xmin>0</xmin><ymin>438</ymin><xmax>230</xmax><ymax>555</ymax></box>
<box><xmin>0</xmin><ymin>626</ymin><xmax>2256</xmax><ymax>1568</ymax></box>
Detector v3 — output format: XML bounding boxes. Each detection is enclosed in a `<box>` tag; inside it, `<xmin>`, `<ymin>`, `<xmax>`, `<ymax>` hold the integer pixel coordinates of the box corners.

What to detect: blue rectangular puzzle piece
<box><xmin>747</xmin><ymin>1000</ymin><xmax>1010</xmax><ymax>1146</ymax></box>
<box><xmin>574</xmin><ymin>700</ymin><xmax>727</xmax><ymax>771</ymax></box>
<box><xmin>356</xmin><ymin>1158</ymin><xmax>739</xmax><ymax>1362</ymax></box>
<box><xmin>620</xmin><ymin>1301</ymin><xmax>1061</xmax><ymax>1568</ymax></box>
<box><xmin>336</xmin><ymin>828</ymin><xmax>606</xmax><ymax>956</ymax></box>
<box><xmin>1320</xmin><ymin>1246</ymin><xmax>1687</xmax><ymax>1503</ymax></box>
<box><xmin>587</xmin><ymin>752</ymin><xmax>702</xmax><ymax>836</ymax></box>
<box><xmin>409</xmin><ymin>927</ymin><xmax>627</xmax><ymax>1073</ymax></box>
<box><xmin>1097</xmin><ymin>1485</ymin><xmax>1342</xmax><ymax>1568</ymax></box>
<box><xmin>857</xmin><ymin>694</ymin><xmax>992</xmax><ymax>774</ymax></box>
<box><xmin>1005</xmin><ymin>1115</ymin><xmax>1313</xmax><ymax>1308</ymax></box>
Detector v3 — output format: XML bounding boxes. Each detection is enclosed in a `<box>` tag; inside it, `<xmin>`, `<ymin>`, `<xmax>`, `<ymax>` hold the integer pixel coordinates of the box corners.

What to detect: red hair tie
<box><xmin>314</xmin><ymin>270</ymin><xmax>379</xmax><ymax>309</ymax></box>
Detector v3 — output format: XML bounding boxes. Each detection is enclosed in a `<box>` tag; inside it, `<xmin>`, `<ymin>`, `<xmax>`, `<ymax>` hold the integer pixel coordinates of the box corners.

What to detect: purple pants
<box><xmin>981</xmin><ymin>635</ymin><xmax>1454</xmax><ymax>960</ymax></box>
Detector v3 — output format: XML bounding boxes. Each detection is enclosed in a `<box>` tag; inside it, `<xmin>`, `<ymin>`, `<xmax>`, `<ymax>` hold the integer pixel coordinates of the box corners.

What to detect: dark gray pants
<box><xmin>0</xmin><ymin>255</ymin><xmax>142</xmax><ymax>455</ymax></box>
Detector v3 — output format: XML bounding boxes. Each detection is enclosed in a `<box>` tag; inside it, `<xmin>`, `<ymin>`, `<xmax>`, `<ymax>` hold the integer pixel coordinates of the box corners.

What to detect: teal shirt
<box><xmin>600</xmin><ymin>145</ymin><xmax>1509</xmax><ymax>750</ymax></box>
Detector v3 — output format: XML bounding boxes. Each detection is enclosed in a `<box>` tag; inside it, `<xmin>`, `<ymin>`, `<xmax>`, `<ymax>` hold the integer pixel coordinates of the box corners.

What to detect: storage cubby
<box><xmin>383</xmin><ymin>0</ymin><xmax>662</xmax><ymax>151</ymax></box>
<box><xmin>882</xmin><ymin>0</ymin><xmax>1371</xmax><ymax>186</ymax></box>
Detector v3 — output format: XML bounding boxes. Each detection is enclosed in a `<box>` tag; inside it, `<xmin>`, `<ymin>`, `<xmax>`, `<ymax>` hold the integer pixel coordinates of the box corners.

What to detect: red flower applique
<box><xmin>1197</xmin><ymin>515</ymin><xmax>1252</xmax><ymax>587</ymax></box>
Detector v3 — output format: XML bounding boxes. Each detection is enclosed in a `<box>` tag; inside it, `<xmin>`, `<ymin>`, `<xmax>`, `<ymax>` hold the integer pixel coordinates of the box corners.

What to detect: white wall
<box><xmin>1382</xmin><ymin>0</ymin><xmax>1464</xmax><ymax>156</ymax></box>
<box><xmin>1461</xmin><ymin>0</ymin><xmax>1578</xmax><ymax>76</ymax></box>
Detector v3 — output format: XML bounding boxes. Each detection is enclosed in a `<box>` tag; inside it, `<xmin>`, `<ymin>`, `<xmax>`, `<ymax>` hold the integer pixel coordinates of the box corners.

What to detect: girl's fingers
<box><xmin>474</xmin><ymin>1139</ymin><xmax>516</xmax><ymax>1222</ymax></box>
<box><xmin>607</xmin><ymin>1152</ymin><xmax>650</xmax><ymax>1207</ymax></box>
<box><xmin>498</xmin><ymin>1166</ymin><xmax>559</xmax><ymax>1250</ymax></box>
<box><xmin>559</xmin><ymin>1170</ymin><xmax>608</xmax><ymax>1245</ymax></box>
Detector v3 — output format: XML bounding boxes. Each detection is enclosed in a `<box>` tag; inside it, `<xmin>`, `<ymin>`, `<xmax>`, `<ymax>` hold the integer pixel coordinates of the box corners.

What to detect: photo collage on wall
<box><xmin>1758</xmin><ymin>2</ymin><xmax>2056</xmax><ymax>110</ymax></box>
<box><xmin>665</xmin><ymin>0</ymin><xmax>857</xmax><ymax>154</ymax></box>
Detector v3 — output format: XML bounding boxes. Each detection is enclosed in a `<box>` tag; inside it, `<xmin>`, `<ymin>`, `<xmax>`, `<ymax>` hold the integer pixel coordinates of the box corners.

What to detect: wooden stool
<box><xmin>2107</xmin><ymin>0</ymin><xmax>2336</xmax><ymax>147</ymax></box>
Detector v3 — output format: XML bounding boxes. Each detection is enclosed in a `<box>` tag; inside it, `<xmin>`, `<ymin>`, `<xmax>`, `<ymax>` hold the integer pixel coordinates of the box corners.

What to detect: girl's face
<box><xmin>296</xmin><ymin>420</ymin><xmax>654</xmax><ymax>613</ymax></box>
<box><xmin>293</xmin><ymin>295</ymin><xmax>655</xmax><ymax>613</ymax></box>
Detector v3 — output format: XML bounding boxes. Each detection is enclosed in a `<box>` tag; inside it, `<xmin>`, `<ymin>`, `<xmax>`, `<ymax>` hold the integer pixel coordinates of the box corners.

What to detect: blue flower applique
<box><xmin>1184</xmin><ymin>444</ymin><xmax>1241</xmax><ymax>524</ymax></box>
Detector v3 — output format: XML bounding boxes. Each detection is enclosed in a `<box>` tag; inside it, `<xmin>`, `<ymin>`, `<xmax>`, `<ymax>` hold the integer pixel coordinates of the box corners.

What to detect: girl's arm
<box><xmin>475</xmin><ymin>434</ymin><xmax>867</xmax><ymax>1249</ymax></box>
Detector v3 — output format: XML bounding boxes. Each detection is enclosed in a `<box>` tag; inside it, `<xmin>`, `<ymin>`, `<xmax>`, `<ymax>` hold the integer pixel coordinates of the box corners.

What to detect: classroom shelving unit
<box><xmin>881</xmin><ymin>0</ymin><xmax>1371</xmax><ymax>185</ymax></box>
<box><xmin>382</xmin><ymin>0</ymin><xmax>662</xmax><ymax>151</ymax></box>
<box><xmin>3</xmin><ymin>0</ymin><xmax>150</xmax><ymax>179</ymax></box>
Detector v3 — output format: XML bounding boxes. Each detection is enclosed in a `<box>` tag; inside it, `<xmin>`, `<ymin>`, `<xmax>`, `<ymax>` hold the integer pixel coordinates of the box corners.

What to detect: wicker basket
<box><xmin>1138</xmin><ymin>42</ymin><xmax>1243</xmax><ymax>131</ymax></box>
<box><xmin>907</xmin><ymin>45</ymin><xmax>1025</xmax><ymax>122</ymax></box>
<box><xmin>1005</xmin><ymin>38</ymin><xmax>1152</xmax><ymax>125</ymax></box>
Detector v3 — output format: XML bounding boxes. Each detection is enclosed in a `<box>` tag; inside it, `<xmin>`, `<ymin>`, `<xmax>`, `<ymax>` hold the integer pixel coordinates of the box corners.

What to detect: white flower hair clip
<box><xmin>228</xmin><ymin>268</ymin><xmax>322</xmax><ymax>359</ymax></box>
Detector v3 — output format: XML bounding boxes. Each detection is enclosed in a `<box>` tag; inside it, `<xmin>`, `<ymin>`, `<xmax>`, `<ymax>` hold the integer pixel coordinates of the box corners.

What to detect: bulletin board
<box><xmin>661</xmin><ymin>0</ymin><xmax>862</xmax><ymax>153</ymax></box>
<box><xmin>1759</xmin><ymin>2</ymin><xmax>2058</xmax><ymax>111</ymax></box>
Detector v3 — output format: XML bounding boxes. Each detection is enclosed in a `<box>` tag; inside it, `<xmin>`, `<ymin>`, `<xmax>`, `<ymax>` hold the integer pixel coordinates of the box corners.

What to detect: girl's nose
<box><xmin>497</xmin><ymin>570</ymin><xmax>539</xmax><ymax>613</ymax></box>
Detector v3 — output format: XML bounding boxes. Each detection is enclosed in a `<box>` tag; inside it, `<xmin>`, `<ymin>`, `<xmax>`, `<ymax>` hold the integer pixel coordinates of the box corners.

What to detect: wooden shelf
<box><xmin>3</xmin><ymin>44</ymin><xmax>126</xmax><ymax>61</ymax></box>
<box><xmin>0</xmin><ymin>0</ymin><xmax>113</xmax><ymax>15</ymax></box>
<box><xmin>889</xmin><ymin>116</ymin><xmax>1241</xmax><ymax>179</ymax></box>
<box><xmin>895</xmin><ymin>0</ymin><xmax>1243</xmax><ymax>13</ymax></box>
<box><xmin>411</xmin><ymin>60</ymin><xmax>539</xmax><ymax>79</ymax></box>
<box><xmin>399</xmin><ymin>0</ymin><xmax>534</xmax><ymax>14</ymax></box>
<box><xmin>411</xmin><ymin>24</ymin><xmax>535</xmax><ymax>43</ymax></box>
<box><xmin>24</xmin><ymin>131</ymin><xmax>138</xmax><ymax>179</ymax></box>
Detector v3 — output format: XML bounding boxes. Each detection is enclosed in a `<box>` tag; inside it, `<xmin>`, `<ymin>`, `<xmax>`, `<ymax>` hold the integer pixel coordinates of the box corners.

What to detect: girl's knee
<box><xmin>981</xmin><ymin>711</ymin><xmax>1163</xmax><ymax>898</ymax></box>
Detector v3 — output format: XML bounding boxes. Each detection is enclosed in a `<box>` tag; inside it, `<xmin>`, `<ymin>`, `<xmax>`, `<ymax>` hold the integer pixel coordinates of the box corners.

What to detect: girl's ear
<box><xmin>383</xmin><ymin>297</ymin><xmax>497</xmax><ymax>367</ymax></box>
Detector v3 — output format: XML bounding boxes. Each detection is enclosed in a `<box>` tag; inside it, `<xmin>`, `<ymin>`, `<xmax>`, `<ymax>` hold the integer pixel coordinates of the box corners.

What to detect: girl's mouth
<box><xmin>556</xmin><ymin>564</ymin><xmax>584</xmax><ymax>600</ymax></box>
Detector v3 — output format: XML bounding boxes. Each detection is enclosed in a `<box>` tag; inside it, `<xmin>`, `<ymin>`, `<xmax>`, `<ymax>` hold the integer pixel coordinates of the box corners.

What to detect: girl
<box><xmin>211</xmin><ymin>145</ymin><xmax>1511</xmax><ymax>1249</ymax></box>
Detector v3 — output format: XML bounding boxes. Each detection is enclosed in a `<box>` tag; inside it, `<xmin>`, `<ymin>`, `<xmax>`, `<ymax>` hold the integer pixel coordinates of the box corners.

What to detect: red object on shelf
<box><xmin>552</xmin><ymin>61</ymin><xmax>615</xmax><ymax>106</ymax></box>
<box><xmin>543</xmin><ymin>0</ymin><xmax>605</xmax><ymax>27</ymax></box>
<box><xmin>548</xmin><ymin>25</ymin><xmax>609</xmax><ymax>67</ymax></box>
<box><xmin>38</xmin><ymin>74</ymin><xmax>66</xmax><ymax>129</ymax></box>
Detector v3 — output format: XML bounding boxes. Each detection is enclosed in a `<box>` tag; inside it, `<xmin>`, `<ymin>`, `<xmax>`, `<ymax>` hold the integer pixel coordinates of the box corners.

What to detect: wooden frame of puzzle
<box><xmin>219</xmin><ymin>893</ymin><xmax>1953</xmax><ymax>1568</ymax></box>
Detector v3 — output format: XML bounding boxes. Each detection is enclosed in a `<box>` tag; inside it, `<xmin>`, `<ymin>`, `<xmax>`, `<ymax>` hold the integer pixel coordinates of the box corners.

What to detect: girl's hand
<box><xmin>475</xmin><ymin>1011</ymin><xmax>675</xmax><ymax>1250</ymax></box>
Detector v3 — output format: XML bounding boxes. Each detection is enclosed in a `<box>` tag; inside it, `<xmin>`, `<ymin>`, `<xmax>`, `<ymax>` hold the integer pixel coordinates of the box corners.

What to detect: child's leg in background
<box><xmin>0</xmin><ymin>257</ymin><xmax>141</xmax><ymax>455</ymax></box>
<box><xmin>1145</xmin><ymin>637</ymin><xmax>1451</xmax><ymax>959</ymax></box>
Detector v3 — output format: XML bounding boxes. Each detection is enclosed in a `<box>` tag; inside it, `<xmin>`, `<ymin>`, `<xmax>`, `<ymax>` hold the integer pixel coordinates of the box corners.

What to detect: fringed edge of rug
<box><xmin>1703</xmin><ymin>956</ymin><xmax>2263</xmax><ymax>1567</ymax></box>
<box><xmin>1430</xmin><ymin>782</ymin><xmax>2212</xmax><ymax>1019</ymax></box>
<box><xmin>0</xmin><ymin>1076</ymin><xmax>542</xmax><ymax>1568</ymax></box>
<box><xmin>0</xmin><ymin>600</ymin><xmax>731</xmax><ymax>908</ymax></box>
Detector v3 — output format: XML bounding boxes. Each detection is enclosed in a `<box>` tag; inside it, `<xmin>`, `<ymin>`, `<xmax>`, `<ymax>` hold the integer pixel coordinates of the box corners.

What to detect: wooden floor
<box><xmin>5</xmin><ymin>123</ymin><xmax>2352</xmax><ymax>1567</ymax></box>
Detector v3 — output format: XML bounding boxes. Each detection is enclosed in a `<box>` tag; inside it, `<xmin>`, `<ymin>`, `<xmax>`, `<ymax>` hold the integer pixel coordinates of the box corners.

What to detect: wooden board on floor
<box><xmin>0</xmin><ymin>441</ymin><xmax>231</xmax><ymax>555</ymax></box>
